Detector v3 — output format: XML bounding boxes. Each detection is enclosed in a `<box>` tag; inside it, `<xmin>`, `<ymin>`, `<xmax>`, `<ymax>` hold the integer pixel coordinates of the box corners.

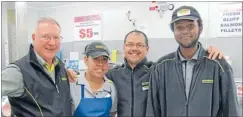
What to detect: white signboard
<box><xmin>218</xmin><ymin>2</ymin><xmax>242</xmax><ymax>37</ymax></box>
<box><xmin>74</xmin><ymin>14</ymin><xmax>102</xmax><ymax>41</ymax></box>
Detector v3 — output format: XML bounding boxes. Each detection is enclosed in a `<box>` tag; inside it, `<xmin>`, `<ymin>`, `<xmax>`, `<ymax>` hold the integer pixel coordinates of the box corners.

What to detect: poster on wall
<box><xmin>218</xmin><ymin>2</ymin><xmax>242</xmax><ymax>37</ymax></box>
<box><xmin>74</xmin><ymin>14</ymin><xmax>102</xmax><ymax>41</ymax></box>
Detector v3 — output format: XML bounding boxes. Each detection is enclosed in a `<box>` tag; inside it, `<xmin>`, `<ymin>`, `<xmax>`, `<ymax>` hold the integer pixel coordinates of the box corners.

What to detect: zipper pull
<box><xmin>185</xmin><ymin>99</ymin><xmax>189</xmax><ymax>106</ymax></box>
<box><xmin>56</xmin><ymin>85</ymin><xmax>60</xmax><ymax>93</ymax></box>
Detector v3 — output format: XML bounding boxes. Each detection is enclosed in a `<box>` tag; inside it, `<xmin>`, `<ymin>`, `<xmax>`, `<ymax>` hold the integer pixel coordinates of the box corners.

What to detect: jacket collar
<box><xmin>124</xmin><ymin>57</ymin><xmax>148</xmax><ymax>71</ymax></box>
<box><xmin>27</xmin><ymin>44</ymin><xmax>41</xmax><ymax>66</ymax></box>
<box><xmin>175</xmin><ymin>42</ymin><xmax>207</xmax><ymax>62</ymax></box>
<box><xmin>27</xmin><ymin>44</ymin><xmax>61</xmax><ymax>67</ymax></box>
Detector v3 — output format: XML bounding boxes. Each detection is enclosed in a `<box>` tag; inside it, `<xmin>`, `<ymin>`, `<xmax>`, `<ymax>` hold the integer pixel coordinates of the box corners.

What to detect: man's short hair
<box><xmin>36</xmin><ymin>17</ymin><xmax>61</xmax><ymax>31</ymax></box>
<box><xmin>124</xmin><ymin>30</ymin><xmax>149</xmax><ymax>46</ymax></box>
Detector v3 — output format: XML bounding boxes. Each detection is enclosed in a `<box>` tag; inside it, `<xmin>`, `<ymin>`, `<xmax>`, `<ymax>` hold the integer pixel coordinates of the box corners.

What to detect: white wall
<box><xmin>27</xmin><ymin>7</ymin><xmax>41</xmax><ymax>43</ymax></box>
<box><xmin>1</xmin><ymin>2</ymin><xmax>42</xmax><ymax>67</ymax></box>
<box><xmin>35</xmin><ymin>2</ymin><xmax>211</xmax><ymax>42</ymax></box>
<box><xmin>1</xmin><ymin>2</ymin><xmax>10</xmax><ymax>69</ymax></box>
<box><xmin>23</xmin><ymin>2</ymin><xmax>242</xmax><ymax>78</ymax></box>
<box><xmin>5</xmin><ymin>2</ymin><xmax>243</xmax><ymax>59</ymax></box>
<box><xmin>29</xmin><ymin>2</ymin><xmax>242</xmax><ymax>41</ymax></box>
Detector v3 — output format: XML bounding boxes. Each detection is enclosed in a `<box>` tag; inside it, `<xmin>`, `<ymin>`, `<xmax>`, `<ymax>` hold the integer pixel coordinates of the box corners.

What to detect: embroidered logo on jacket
<box><xmin>202</xmin><ymin>79</ymin><xmax>214</xmax><ymax>83</ymax></box>
<box><xmin>142</xmin><ymin>82</ymin><xmax>149</xmax><ymax>91</ymax></box>
<box><xmin>61</xmin><ymin>77</ymin><xmax>67</xmax><ymax>80</ymax></box>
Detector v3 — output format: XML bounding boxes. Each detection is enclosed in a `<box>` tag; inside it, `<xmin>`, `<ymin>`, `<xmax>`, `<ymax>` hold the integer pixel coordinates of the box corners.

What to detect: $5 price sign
<box><xmin>79</xmin><ymin>28</ymin><xmax>93</xmax><ymax>39</ymax></box>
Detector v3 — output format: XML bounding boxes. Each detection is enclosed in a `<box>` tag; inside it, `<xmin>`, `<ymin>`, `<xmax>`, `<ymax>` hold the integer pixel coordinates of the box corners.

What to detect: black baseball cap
<box><xmin>170</xmin><ymin>6</ymin><xmax>201</xmax><ymax>24</ymax></box>
<box><xmin>85</xmin><ymin>42</ymin><xmax>110</xmax><ymax>59</ymax></box>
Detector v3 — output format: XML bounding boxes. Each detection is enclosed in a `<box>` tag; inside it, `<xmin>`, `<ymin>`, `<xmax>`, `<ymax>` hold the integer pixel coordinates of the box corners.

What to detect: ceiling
<box><xmin>26</xmin><ymin>2</ymin><xmax>77</xmax><ymax>9</ymax></box>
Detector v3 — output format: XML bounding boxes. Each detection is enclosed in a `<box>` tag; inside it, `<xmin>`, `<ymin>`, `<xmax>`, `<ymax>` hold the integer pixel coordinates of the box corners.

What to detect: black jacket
<box><xmin>106</xmin><ymin>57</ymin><xmax>154</xmax><ymax>117</ymax></box>
<box><xmin>146</xmin><ymin>45</ymin><xmax>241</xmax><ymax>116</ymax></box>
<box><xmin>8</xmin><ymin>45</ymin><xmax>72</xmax><ymax>117</ymax></box>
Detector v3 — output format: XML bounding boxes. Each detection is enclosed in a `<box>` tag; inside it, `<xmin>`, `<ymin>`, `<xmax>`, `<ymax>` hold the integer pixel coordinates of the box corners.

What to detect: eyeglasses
<box><xmin>40</xmin><ymin>34</ymin><xmax>63</xmax><ymax>42</ymax></box>
<box><xmin>125</xmin><ymin>43</ymin><xmax>146</xmax><ymax>48</ymax></box>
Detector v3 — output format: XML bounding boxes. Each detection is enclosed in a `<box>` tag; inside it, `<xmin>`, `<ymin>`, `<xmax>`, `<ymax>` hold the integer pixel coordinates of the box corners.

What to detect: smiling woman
<box><xmin>70</xmin><ymin>41</ymin><xmax>117</xmax><ymax>117</ymax></box>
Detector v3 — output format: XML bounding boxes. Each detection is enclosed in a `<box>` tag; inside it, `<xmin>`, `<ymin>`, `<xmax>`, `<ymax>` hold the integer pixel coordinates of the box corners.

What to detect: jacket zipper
<box><xmin>186</xmin><ymin>100</ymin><xmax>189</xmax><ymax>117</ymax></box>
<box><xmin>131</xmin><ymin>70</ymin><xmax>134</xmax><ymax>117</ymax></box>
<box><xmin>184</xmin><ymin>61</ymin><xmax>189</xmax><ymax>117</ymax></box>
<box><xmin>186</xmin><ymin>63</ymin><xmax>199</xmax><ymax>117</ymax></box>
<box><xmin>185</xmin><ymin>61</ymin><xmax>198</xmax><ymax>117</ymax></box>
<box><xmin>56</xmin><ymin>84</ymin><xmax>60</xmax><ymax>93</ymax></box>
<box><xmin>33</xmin><ymin>62</ymin><xmax>59</xmax><ymax>93</ymax></box>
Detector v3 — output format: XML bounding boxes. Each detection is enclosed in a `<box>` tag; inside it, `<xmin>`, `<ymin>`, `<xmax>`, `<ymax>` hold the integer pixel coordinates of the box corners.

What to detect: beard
<box><xmin>177</xmin><ymin>37</ymin><xmax>198</xmax><ymax>48</ymax></box>
<box><xmin>177</xmin><ymin>32</ymin><xmax>200</xmax><ymax>48</ymax></box>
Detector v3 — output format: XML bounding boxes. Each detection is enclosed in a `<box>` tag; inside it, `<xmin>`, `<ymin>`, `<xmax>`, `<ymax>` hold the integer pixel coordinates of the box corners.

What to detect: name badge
<box><xmin>202</xmin><ymin>79</ymin><xmax>214</xmax><ymax>84</ymax></box>
<box><xmin>142</xmin><ymin>86</ymin><xmax>149</xmax><ymax>91</ymax></box>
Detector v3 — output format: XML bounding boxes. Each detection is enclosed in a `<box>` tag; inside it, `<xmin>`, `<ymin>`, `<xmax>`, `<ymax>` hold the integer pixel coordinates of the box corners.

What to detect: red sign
<box><xmin>79</xmin><ymin>28</ymin><xmax>93</xmax><ymax>39</ymax></box>
<box><xmin>74</xmin><ymin>15</ymin><xmax>101</xmax><ymax>23</ymax></box>
<box><xmin>149</xmin><ymin>6</ymin><xmax>158</xmax><ymax>11</ymax></box>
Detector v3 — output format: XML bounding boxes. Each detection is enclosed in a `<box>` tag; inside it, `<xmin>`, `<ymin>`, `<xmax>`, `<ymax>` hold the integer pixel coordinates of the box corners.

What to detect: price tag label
<box><xmin>74</xmin><ymin>14</ymin><xmax>102</xmax><ymax>41</ymax></box>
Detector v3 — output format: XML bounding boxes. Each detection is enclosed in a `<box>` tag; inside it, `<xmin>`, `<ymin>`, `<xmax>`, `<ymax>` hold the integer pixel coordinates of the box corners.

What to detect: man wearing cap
<box><xmin>70</xmin><ymin>41</ymin><xmax>117</xmax><ymax>117</ymax></box>
<box><xmin>146</xmin><ymin>6</ymin><xmax>241</xmax><ymax>116</ymax></box>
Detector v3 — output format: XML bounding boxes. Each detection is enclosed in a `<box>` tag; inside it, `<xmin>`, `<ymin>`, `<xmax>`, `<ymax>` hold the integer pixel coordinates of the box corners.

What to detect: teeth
<box><xmin>96</xmin><ymin>69</ymin><xmax>103</xmax><ymax>72</ymax></box>
<box><xmin>46</xmin><ymin>48</ymin><xmax>54</xmax><ymax>51</ymax></box>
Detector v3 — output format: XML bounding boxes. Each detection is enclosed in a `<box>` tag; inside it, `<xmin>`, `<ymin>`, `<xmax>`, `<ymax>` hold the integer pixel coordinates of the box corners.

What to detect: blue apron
<box><xmin>73</xmin><ymin>84</ymin><xmax>112</xmax><ymax>117</ymax></box>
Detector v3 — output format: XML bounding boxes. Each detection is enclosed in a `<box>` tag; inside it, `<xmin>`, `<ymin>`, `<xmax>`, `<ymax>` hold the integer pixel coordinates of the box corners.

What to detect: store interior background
<box><xmin>1</xmin><ymin>1</ymin><xmax>242</xmax><ymax>116</ymax></box>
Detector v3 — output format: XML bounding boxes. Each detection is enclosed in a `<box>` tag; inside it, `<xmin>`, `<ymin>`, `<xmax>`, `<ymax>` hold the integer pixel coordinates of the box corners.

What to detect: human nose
<box><xmin>48</xmin><ymin>37</ymin><xmax>57</xmax><ymax>45</ymax></box>
<box><xmin>96</xmin><ymin>59</ymin><xmax>105</xmax><ymax>66</ymax></box>
<box><xmin>181</xmin><ymin>28</ymin><xmax>190</xmax><ymax>35</ymax></box>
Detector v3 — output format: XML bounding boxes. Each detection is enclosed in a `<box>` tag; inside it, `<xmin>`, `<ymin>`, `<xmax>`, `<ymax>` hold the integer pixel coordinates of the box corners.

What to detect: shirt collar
<box><xmin>178</xmin><ymin>43</ymin><xmax>201</xmax><ymax>62</ymax></box>
<box><xmin>77</xmin><ymin>71</ymin><xmax>111</xmax><ymax>92</ymax></box>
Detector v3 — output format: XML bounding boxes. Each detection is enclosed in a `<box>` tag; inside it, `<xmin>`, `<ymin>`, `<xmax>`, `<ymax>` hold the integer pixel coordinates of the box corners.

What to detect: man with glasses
<box><xmin>105</xmin><ymin>30</ymin><xmax>153</xmax><ymax>117</ymax></box>
<box><xmin>1</xmin><ymin>17</ymin><xmax>72</xmax><ymax>116</ymax></box>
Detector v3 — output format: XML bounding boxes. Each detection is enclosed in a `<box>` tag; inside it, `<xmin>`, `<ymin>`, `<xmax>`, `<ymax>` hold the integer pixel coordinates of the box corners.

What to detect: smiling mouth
<box><xmin>130</xmin><ymin>54</ymin><xmax>140</xmax><ymax>58</ymax></box>
<box><xmin>130</xmin><ymin>53</ymin><xmax>138</xmax><ymax>55</ymax></box>
<box><xmin>95</xmin><ymin>69</ymin><xmax>104</xmax><ymax>72</ymax></box>
<box><xmin>45</xmin><ymin>48</ymin><xmax>55</xmax><ymax>51</ymax></box>
<box><xmin>181</xmin><ymin>36</ymin><xmax>192</xmax><ymax>39</ymax></box>
<box><xmin>128</xmin><ymin>51</ymin><xmax>140</xmax><ymax>55</ymax></box>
